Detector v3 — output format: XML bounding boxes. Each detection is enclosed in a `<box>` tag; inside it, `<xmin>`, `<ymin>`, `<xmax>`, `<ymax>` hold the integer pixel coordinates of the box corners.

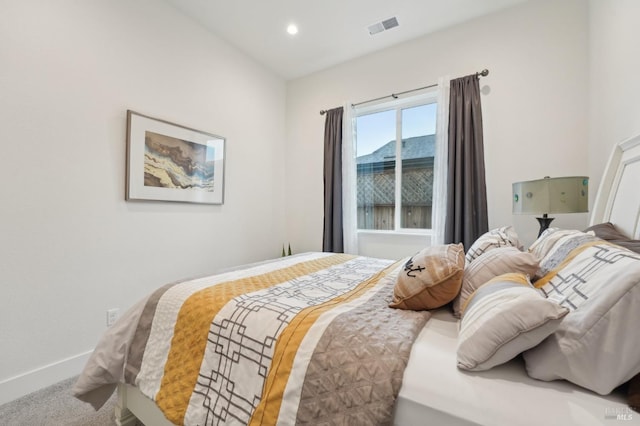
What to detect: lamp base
<box><xmin>536</xmin><ymin>216</ymin><xmax>555</xmax><ymax>237</ymax></box>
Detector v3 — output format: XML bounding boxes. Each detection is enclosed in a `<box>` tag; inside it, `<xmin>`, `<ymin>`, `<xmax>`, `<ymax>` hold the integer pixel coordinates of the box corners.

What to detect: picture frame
<box><xmin>125</xmin><ymin>110</ymin><xmax>225</xmax><ymax>205</ymax></box>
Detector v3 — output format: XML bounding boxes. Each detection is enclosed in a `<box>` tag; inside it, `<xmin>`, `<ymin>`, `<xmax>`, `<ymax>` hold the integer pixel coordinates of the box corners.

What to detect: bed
<box><xmin>74</xmin><ymin>135</ymin><xmax>640</xmax><ymax>425</ymax></box>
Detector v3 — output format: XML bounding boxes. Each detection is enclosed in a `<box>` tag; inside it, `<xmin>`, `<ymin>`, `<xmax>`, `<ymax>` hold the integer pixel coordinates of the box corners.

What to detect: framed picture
<box><xmin>126</xmin><ymin>110</ymin><xmax>225</xmax><ymax>204</ymax></box>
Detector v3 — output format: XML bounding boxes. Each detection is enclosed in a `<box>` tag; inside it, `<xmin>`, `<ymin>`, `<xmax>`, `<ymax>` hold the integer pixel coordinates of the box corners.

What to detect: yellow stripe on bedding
<box><xmin>249</xmin><ymin>259</ymin><xmax>404</xmax><ymax>426</ymax></box>
<box><xmin>156</xmin><ymin>254</ymin><xmax>355</xmax><ymax>425</ymax></box>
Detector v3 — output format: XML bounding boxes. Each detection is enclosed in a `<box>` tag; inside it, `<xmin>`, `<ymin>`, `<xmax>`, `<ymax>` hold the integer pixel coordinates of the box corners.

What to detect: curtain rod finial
<box><xmin>478</xmin><ymin>69</ymin><xmax>489</xmax><ymax>77</ymax></box>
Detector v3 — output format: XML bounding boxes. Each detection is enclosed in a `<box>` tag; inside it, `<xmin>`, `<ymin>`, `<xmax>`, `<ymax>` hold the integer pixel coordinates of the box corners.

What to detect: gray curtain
<box><xmin>322</xmin><ymin>107</ymin><xmax>344</xmax><ymax>252</ymax></box>
<box><xmin>444</xmin><ymin>75</ymin><xmax>488</xmax><ymax>249</ymax></box>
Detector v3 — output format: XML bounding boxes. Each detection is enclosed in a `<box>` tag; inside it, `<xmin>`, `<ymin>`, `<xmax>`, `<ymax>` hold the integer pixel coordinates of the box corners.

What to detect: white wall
<box><xmin>0</xmin><ymin>0</ymin><xmax>286</xmax><ymax>403</ymax></box>
<box><xmin>285</xmin><ymin>0</ymin><xmax>590</xmax><ymax>254</ymax></box>
<box><xmin>588</xmin><ymin>0</ymin><xmax>640</xmax><ymax>198</ymax></box>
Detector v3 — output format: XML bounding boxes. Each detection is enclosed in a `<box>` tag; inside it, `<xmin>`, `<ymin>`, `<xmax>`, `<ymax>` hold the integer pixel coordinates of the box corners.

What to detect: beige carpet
<box><xmin>0</xmin><ymin>376</ymin><xmax>124</xmax><ymax>426</ymax></box>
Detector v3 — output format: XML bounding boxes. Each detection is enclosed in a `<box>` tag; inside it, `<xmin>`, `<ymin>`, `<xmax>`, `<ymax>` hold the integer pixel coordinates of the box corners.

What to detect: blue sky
<box><xmin>355</xmin><ymin>103</ymin><xmax>437</xmax><ymax>156</ymax></box>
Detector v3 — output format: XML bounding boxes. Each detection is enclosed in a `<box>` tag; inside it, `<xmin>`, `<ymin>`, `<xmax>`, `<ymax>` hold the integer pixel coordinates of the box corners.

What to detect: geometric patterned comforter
<box><xmin>73</xmin><ymin>252</ymin><xmax>431</xmax><ymax>425</ymax></box>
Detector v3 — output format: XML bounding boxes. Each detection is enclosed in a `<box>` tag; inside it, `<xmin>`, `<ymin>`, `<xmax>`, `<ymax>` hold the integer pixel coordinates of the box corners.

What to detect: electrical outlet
<box><xmin>106</xmin><ymin>308</ymin><xmax>120</xmax><ymax>327</ymax></box>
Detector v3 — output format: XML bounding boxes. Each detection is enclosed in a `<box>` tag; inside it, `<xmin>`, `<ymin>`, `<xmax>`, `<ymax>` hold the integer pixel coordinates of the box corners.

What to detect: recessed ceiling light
<box><xmin>287</xmin><ymin>24</ymin><xmax>298</xmax><ymax>35</ymax></box>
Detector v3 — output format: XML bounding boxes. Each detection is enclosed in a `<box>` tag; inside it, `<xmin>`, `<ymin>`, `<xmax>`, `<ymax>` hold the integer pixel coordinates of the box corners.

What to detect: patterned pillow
<box><xmin>465</xmin><ymin>226</ymin><xmax>521</xmax><ymax>264</ymax></box>
<box><xmin>524</xmin><ymin>241</ymin><xmax>640</xmax><ymax>394</ymax></box>
<box><xmin>389</xmin><ymin>244</ymin><xmax>464</xmax><ymax>310</ymax></box>
<box><xmin>457</xmin><ymin>273</ymin><xmax>569</xmax><ymax>371</ymax></box>
<box><xmin>528</xmin><ymin>228</ymin><xmax>598</xmax><ymax>279</ymax></box>
<box><xmin>452</xmin><ymin>247</ymin><xmax>539</xmax><ymax>317</ymax></box>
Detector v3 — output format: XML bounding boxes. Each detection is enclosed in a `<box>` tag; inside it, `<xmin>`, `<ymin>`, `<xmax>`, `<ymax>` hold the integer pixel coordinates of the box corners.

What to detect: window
<box><xmin>354</xmin><ymin>94</ymin><xmax>438</xmax><ymax>232</ymax></box>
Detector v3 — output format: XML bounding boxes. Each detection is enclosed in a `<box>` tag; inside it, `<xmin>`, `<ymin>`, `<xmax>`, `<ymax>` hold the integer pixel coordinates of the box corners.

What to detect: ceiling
<box><xmin>164</xmin><ymin>0</ymin><xmax>529</xmax><ymax>80</ymax></box>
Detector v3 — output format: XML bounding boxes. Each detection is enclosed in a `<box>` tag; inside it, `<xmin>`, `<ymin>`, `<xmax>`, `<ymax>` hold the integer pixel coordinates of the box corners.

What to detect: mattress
<box><xmin>394</xmin><ymin>308</ymin><xmax>637</xmax><ymax>426</ymax></box>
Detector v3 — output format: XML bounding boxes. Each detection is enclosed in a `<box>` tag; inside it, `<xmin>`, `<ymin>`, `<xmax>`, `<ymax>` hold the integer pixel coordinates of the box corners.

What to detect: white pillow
<box><xmin>457</xmin><ymin>273</ymin><xmax>569</xmax><ymax>372</ymax></box>
<box><xmin>452</xmin><ymin>247</ymin><xmax>539</xmax><ymax>317</ymax></box>
<box><xmin>527</xmin><ymin>228</ymin><xmax>597</xmax><ymax>279</ymax></box>
<box><xmin>465</xmin><ymin>226</ymin><xmax>521</xmax><ymax>264</ymax></box>
<box><xmin>524</xmin><ymin>241</ymin><xmax>640</xmax><ymax>394</ymax></box>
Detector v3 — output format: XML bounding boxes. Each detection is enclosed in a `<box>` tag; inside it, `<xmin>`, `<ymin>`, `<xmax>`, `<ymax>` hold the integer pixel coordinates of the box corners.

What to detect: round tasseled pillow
<box><xmin>389</xmin><ymin>243</ymin><xmax>465</xmax><ymax>310</ymax></box>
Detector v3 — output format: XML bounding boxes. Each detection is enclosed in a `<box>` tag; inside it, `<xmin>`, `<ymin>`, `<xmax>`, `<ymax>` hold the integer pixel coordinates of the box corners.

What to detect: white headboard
<box><xmin>590</xmin><ymin>133</ymin><xmax>640</xmax><ymax>239</ymax></box>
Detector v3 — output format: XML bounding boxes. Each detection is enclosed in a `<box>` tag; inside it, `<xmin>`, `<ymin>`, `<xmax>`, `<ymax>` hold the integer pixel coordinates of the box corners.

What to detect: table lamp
<box><xmin>512</xmin><ymin>176</ymin><xmax>589</xmax><ymax>237</ymax></box>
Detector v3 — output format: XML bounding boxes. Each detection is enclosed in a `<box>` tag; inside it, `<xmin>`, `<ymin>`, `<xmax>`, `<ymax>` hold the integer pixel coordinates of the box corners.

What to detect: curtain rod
<box><xmin>319</xmin><ymin>69</ymin><xmax>489</xmax><ymax>115</ymax></box>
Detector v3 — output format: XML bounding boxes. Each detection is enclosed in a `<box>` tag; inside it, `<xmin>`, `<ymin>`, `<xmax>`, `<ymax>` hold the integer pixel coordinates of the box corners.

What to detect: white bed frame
<box><xmin>590</xmin><ymin>133</ymin><xmax>640</xmax><ymax>237</ymax></box>
<box><xmin>115</xmin><ymin>383</ymin><xmax>172</xmax><ymax>426</ymax></box>
<box><xmin>115</xmin><ymin>136</ymin><xmax>640</xmax><ymax>425</ymax></box>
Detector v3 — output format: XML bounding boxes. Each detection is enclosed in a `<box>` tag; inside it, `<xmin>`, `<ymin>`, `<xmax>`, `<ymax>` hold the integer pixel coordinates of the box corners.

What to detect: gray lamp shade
<box><xmin>512</xmin><ymin>176</ymin><xmax>588</xmax><ymax>215</ymax></box>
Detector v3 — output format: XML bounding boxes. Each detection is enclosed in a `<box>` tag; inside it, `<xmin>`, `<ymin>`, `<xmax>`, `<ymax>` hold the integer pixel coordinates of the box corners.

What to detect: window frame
<box><xmin>353</xmin><ymin>91</ymin><xmax>439</xmax><ymax>236</ymax></box>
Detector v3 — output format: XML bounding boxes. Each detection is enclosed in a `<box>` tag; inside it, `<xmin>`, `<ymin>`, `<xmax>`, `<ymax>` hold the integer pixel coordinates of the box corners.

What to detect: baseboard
<box><xmin>0</xmin><ymin>350</ymin><xmax>92</xmax><ymax>406</ymax></box>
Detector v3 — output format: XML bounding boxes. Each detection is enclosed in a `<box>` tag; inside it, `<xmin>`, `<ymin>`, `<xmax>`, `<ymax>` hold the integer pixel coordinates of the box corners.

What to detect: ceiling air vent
<box><xmin>368</xmin><ymin>17</ymin><xmax>399</xmax><ymax>35</ymax></box>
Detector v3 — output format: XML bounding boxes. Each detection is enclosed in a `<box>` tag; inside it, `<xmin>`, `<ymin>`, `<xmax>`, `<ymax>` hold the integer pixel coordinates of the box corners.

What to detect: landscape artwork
<box><xmin>144</xmin><ymin>131</ymin><xmax>215</xmax><ymax>192</ymax></box>
<box><xmin>126</xmin><ymin>110</ymin><xmax>225</xmax><ymax>204</ymax></box>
